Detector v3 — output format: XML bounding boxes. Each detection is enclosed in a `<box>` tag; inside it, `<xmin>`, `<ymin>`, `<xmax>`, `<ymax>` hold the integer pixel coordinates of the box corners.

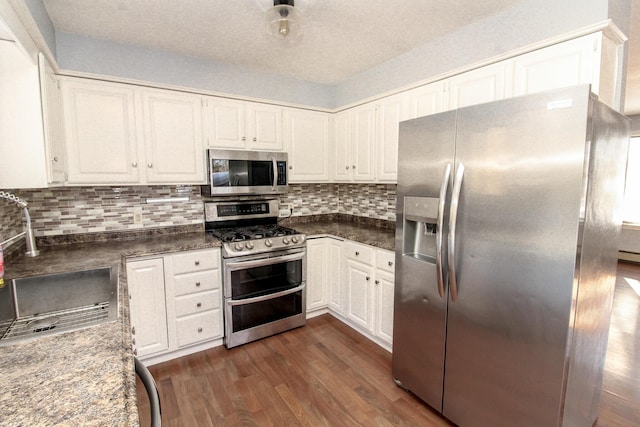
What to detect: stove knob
<box><xmin>292</xmin><ymin>235</ymin><xmax>299</xmax><ymax>244</ymax></box>
<box><xmin>245</xmin><ymin>241</ymin><xmax>254</xmax><ymax>250</ymax></box>
<box><xmin>265</xmin><ymin>239</ymin><xmax>273</xmax><ymax>247</ymax></box>
<box><xmin>234</xmin><ymin>242</ymin><xmax>244</xmax><ymax>251</ymax></box>
<box><xmin>283</xmin><ymin>237</ymin><xmax>291</xmax><ymax>245</ymax></box>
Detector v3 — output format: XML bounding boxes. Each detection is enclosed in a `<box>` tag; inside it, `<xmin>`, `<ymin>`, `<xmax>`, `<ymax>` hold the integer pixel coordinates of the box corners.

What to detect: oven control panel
<box><xmin>224</xmin><ymin>234</ymin><xmax>306</xmax><ymax>257</ymax></box>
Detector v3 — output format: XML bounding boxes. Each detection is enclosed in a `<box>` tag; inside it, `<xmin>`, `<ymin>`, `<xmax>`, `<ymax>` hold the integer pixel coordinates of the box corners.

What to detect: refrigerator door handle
<box><xmin>436</xmin><ymin>163</ymin><xmax>452</xmax><ymax>299</ymax></box>
<box><xmin>448</xmin><ymin>162</ymin><xmax>464</xmax><ymax>301</ymax></box>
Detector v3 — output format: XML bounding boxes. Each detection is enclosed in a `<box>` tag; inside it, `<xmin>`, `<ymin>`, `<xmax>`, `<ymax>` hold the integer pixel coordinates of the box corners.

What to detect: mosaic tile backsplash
<box><xmin>0</xmin><ymin>184</ymin><xmax>396</xmax><ymax>247</ymax></box>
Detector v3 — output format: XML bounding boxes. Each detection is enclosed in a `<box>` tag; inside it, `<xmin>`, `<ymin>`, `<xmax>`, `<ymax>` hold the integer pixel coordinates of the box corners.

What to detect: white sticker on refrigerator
<box><xmin>547</xmin><ymin>99</ymin><xmax>573</xmax><ymax>110</ymax></box>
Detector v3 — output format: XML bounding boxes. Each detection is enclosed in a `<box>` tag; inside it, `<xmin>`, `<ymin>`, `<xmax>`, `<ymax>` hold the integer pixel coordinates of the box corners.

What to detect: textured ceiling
<box><xmin>42</xmin><ymin>0</ymin><xmax>640</xmax><ymax>114</ymax></box>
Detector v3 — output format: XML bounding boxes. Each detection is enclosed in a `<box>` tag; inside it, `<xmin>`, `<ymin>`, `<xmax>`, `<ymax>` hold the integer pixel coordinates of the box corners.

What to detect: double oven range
<box><xmin>205</xmin><ymin>198</ymin><xmax>306</xmax><ymax>348</ymax></box>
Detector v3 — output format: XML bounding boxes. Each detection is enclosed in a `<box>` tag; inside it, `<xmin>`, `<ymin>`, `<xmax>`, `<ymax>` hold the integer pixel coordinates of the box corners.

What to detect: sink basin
<box><xmin>0</xmin><ymin>265</ymin><xmax>119</xmax><ymax>345</ymax></box>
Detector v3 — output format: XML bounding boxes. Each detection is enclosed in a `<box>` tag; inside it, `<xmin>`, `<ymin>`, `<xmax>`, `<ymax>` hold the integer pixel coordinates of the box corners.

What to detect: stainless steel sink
<box><xmin>0</xmin><ymin>265</ymin><xmax>119</xmax><ymax>345</ymax></box>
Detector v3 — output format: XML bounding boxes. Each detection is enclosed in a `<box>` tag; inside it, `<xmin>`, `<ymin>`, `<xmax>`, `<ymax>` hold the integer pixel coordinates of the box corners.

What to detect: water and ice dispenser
<box><xmin>403</xmin><ymin>196</ymin><xmax>440</xmax><ymax>263</ymax></box>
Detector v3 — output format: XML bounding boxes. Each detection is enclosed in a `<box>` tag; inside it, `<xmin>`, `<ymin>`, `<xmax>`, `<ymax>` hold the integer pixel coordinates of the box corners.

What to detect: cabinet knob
<box><xmin>242</xmin><ymin>136</ymin><xmax>246</xmax><ymax>141</ymax></box>
<box><xmin>289</xmin><ymin>165</ymin><xmax>293</xmax><ymax>170</ymax></box>
<box><xmin>195</xmin><ymin>260</ymin><xmax>200</xmax><ymax>266</ymax></box>
<box><xmin>197</xmin><ymin>327</ymin><xmax>203</xmax><ymax>333</ymax></box>
<box><xmin>52</xmin><ymin>156</ymin><xmax>59</xmax><ymax>162</ymax></box>
<box><xmin>132</xmin><ymin>162</ymin><xmax>138</xmax><ymax>168</ymax></box>
<box><xmin>355</xmin><ymin>251</ymin><xmax>359</xmax><ymax>256</ymax></box>
<box><xmin>253</xmin><ymin>137</ymin><xmax>257</xmax><ymax>142</ymax></box>
<box><xmin>388</xmin><ymin>261</ymin><xmax>393</xmax><ymax>266</ymax></box>
<box><xmin>132</xmin><ymin>338</ymin><xmax>136</xmax><ymax>345</ymax></box>
<box><xmin>196</xmin><ymin>282</ymin><xmax>201</xmax><ymax>287</ymax></box>
<box><xmin>147</xmin><ymin>163</ymin><xmax>153</xmax><ymax>168</ymax></box>
<box><xmin>375</xmin><ymin>280</ymin><xmax>380</xmax><ymax>285</ymax></box>
<box><xmin>345</xmin><ymin>165</ymin><xmax>350</xmax><ymax>170</ymax></box>
<box><xmin>366</xmin><ymin>276</ymin><xmax>370</xmax><ymax>281</ymax></box>
<box><xmin>352</xmin><ymin>165</ymin><xmax>356</xmax><ymax>169</ymax></box>
<box><xmin>197</xmin><ymin>302</ymin><xmax>202</xmax><ymax>308</ymax></box>
<box><xmin>133</xmin><ymin>349</ymin><xmax>138</xmax><ymax>356</ymax></box>
<box><xmin>131</xmin><ymin>326</ymin><xmax>136</xmax><ymax>335</ymax></box>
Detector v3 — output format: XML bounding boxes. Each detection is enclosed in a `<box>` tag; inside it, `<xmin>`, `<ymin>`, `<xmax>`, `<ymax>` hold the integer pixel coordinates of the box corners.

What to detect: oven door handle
<box><xmin>224</xmin><ymin>251</ymin><xmax>304</xmax><ymax>270</ymax></box>
<box><xmin>228</xmin><ymin>283</ymin><xmax>306</xmax><ymax>306</ymax></box>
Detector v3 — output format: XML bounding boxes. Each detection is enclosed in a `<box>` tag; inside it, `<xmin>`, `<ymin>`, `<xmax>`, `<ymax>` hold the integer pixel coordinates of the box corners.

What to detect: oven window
<box><xmin>230</xmin><ymin>259</ymin><xmax>302</xmax><ymax>300</ymax></box>
<box><xmin>232</xmin><ymin>291</ymin><xmax>303</xmax><ymax>332</ymax></box>
<box><xmin>211</xmin><ymin>159</ymin><xmax>273</xmax><ymax>187</ymax></box>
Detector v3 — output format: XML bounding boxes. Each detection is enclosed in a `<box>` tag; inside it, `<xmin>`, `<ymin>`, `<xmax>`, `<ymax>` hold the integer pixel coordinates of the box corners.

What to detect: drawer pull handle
<box><xmin>388</xmin><ymin>261</ymin><xmax>393</xmax><ymax>266</ymax></box>
<box><xmin>197</xmin><ymin>302</ymin><xmax>202</xmax><ymax>308</ymax></box>
<box><xmin>197</xmin><ymin>327</ymin><xmax>203</xmax><ymax>333</ymax></box>
<box><xmin>355</xmin><ymin>251</ymin><xmax>360</xmax><ymax>256</ymax></box>
<box><xmin>196</xmin><ymin>282</ymin><xmax>201</xmax><ymax>287</ymax></box>
<box><xmin>195</xmin><ymin>260</ymin><xmax>200</xmax><ymax>266</ymax></box>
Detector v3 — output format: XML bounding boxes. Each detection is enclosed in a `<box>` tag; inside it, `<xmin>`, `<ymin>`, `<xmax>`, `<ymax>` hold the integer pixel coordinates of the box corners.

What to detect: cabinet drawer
<box><xmin>175</xmin><ymin>311</ymin><xmax>222</xmax><ymax>347</ymax></box>
<box><xmin>345</xmin><ymin>242</ymin><xmax>373</xmax><ymax>264</ymax></box>
<box><xmin>376</xmin><ymin>249</ymin><xmax>396</xmax><ymax>273</ymax></box>
<box><xmin>174</xmin><ymin>271</ymin><xmax>220</xmax><ymax>296</ymax></box>
<box><xmin>174</xmin><ymin>290</ymin><xmax>221</xmax><ymax>318</ymax></box>
<box><xmin>171</xmin><ymin>249</ymin><xmax>220</xmax><ymax>274</ymax></box>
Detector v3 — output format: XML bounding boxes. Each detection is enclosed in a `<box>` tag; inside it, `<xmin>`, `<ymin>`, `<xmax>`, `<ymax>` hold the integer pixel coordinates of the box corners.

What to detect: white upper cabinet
<box><xmin>284</xmin><ymin>108</ymin><xmax>330</xmax><ymax>182</ymax></box>
<box><xmin>512</xmin><ymin>32</ymin><xmax>600</xmax><ymax>97</ymax></box>
<box><xmin>38</xmin><ymin>54</ymin><xmax>66</xmax><ymax>185</ymax></box>
<box><xmin>351</xmin><ymin>102</ymin><xmax>377</xmax><ymax>181</ymax></box>
<box><xmin>448</xmin><ymin>61</ymin><xmax>511</xmax><ymax>109</ymax></box>
<box><xmin>376</xmin><ymin>93</ymin><xmax>409</xmax><ymax>182</ymax></box>
<box><xmin>406</xmin><ymin>80</ymin><xmax>448</xmax><ymax>119</ymax></box>
<box><xmin>141</xmin><ymin>88</ymin><xmax>205</xmax><ymax>183</ymax></box>
<box><xmin>331</xmin><ymin>110</ymin><xmax>352</xmax><ymax>181</ymax></box>
<box><xmin>61</xmin><ymin>77</ymin><xmax>206</xmax><ymax>185</ymax></box>
<box><xmin>61</xmin><ymin>78</ymin><xmax>141</xmax><ymax>184</ymax></box>
<box><xmin>204</xmin><ymin>97</ymin><xmax>283</xmax><ymax>151</ymax></box>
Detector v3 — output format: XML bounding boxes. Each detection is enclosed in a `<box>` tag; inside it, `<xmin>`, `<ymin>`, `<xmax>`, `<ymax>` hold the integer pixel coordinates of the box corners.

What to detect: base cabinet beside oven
<box><xmin>127</xmin><ymin>248</ymin><xmax>223</xmax><ymax>364</ymax></box>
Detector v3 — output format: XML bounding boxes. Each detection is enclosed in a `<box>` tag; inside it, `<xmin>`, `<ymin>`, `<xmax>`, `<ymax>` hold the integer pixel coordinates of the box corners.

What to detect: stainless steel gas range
<box><xmin>204</xmin><ymin>198</ymin><xmax>306</xmax><ymax>348</ymax></box>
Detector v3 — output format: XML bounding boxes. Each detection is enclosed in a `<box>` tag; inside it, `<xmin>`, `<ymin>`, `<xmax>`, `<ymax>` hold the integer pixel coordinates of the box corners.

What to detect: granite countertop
<box><xmin>0</xmin><ymin>216</ymin><xmax>394</xmax><ymax>426</ymax></box>
<box><xmin>0</xmin><ymin>231</ymin><xmax>221</xmax><ymax>427</ymax></box>
<box><xmin>284</xmin><ymin>215</ymin><xmax>396</xmax><ymax>251</ymax></box>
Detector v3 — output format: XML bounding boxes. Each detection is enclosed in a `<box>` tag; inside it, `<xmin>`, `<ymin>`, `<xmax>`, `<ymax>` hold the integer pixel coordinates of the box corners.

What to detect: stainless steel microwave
<box><xmin>202</xmin><ymin>149</ymin><xmax>288</xmax><ymax>196</ymax></box>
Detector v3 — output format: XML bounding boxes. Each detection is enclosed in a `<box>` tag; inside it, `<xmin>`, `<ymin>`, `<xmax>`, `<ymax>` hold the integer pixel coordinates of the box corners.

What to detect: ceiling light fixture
<box><xmin>266</xmin><ymin>0</ymin><xmax>303</xmax><ymax>42</ymax></box>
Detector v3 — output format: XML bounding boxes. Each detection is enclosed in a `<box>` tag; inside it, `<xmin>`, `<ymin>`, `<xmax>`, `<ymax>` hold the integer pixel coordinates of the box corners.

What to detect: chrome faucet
<box><xmin>0</xmin><ymin>191</ymin><xmax>39</xmax><ymax>257</ymax></box>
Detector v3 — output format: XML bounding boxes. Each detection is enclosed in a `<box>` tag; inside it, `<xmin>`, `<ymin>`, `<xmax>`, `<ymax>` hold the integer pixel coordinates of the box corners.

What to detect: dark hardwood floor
<box><xmin>137</xmin><ymin>261</ymin><xmax>640</xmax><ymax>427</ymax></box>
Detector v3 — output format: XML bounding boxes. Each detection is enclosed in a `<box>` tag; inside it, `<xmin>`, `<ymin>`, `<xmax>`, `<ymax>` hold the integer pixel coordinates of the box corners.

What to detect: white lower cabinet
<box><xmin>314</xmin><ymin>238</ymin><xmax>395</xmax><ymax>351</ymax></box>
<box><xmin>127</xmin><ymin>248</ymin><xmax>223</xmax><ymax>364</ymax></box>
<box><xmin>126</xmin><ymin>258</ymin><xmax>169</xmax><ymax>357</ymax></box>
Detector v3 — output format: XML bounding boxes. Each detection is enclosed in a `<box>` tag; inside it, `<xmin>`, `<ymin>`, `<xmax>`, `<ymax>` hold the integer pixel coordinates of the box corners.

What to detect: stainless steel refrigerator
<box><xmin>392</xmin><ymin>85</ymin><xmax>630</xmax><ymax>427</ymax></box>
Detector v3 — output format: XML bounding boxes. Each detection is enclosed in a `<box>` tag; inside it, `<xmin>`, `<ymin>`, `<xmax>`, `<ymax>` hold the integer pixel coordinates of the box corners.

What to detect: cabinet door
<box><xmin>61</xmin><ymin>78</ymin><xmax>140</xmax><ymax>184</ymax></box>
<box><xmin>306</xmin><ymin>238</ymin><xmax>328</xmax><ymax>312</ymax></box>
<box><xmin>375</xmin><ymin>270</ymin><xmax>395</xmax><ymax>347</ymax></box>
<box><xmin>327</xmin><ymin>238</ymin><xmax>345</xmax><ymax>315</ymax></box>
<box><xmin>513</xmin><ymin>33</ymin><xmax>598</xmax><ymax>97</ymax></box>
<box><xmin>351</xmin><ymin>103</ymin><xmax>376</xmax><ymax>181</ymax></box>
<box><xmin>331</xmin><ymin>111</ymin><xmax>352</xmax><ymax>181</ymax></box>
<box><xmin>407</xmin><ymin>81</ymin><xmax>448</xmax><ymax>119</ymax></box>
<box><xmin>246</xmin><ymin>102</ymin><xmax>283</xmax><ymax>150</ymax></box>
<box><xmin>376</xmin><ymin>94</ymin><xmax>408</xmax><ymax>182</ymax></box>
<box><xmin>284</xmin><ymin>109</ymin><xmax>330</xmax><ymax>182</ymax></box>
<box><xmin>142</xmin><ymin>89</ymin><xmax>205</xmax><ymax>183</ymax></box>
<box><xmin>448</xmin><ymin>61</ymin><xmax>510</xmax><ymax>109</ymax></box>
<box><xmin>345</xmin><ymin>258</ymin><xmax>374</xmax><ymax>332</ymax></box>
<box><xmin>203</xmin><ymin>97</ymin><xmax>246</xmax><ymax>149</ymax></box>
<box><xmin>126</xmin><ymin>258</ymin><xmax>169</xmax><ymax>358</ymax></box>
<box><xmin>38</xmin><ymin>54</ymin><xmax>65</xmax><ymax>184</ymax></box>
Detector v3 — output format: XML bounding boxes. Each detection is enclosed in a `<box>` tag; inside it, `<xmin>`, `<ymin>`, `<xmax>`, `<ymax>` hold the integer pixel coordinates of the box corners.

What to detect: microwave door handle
<box><xmin>272</xmin><ymin>158</ymin><xmax>278</xmax><ymax>191</ymax></box>
<box><xmin>228</xmin><ymin>283</ymin><xmax>306</xmax><ymax>306</ymax></box>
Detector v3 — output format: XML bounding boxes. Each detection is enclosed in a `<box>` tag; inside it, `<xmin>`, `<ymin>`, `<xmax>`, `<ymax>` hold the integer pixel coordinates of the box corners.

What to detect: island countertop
<box><xmin>0</xmin><ymin>231</ymin><xmax>221</xmax><ymax>427</ymax></box>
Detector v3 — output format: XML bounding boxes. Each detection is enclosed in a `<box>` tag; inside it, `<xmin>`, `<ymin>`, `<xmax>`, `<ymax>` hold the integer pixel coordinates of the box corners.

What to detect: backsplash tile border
<box><xmin>1</xmin><ymin>183</ymin><xmax>397</xmax><ymax>249</ymax></box>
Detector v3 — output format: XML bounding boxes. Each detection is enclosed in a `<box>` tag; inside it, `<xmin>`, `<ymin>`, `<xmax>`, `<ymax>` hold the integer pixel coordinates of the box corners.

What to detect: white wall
<box><xmin>46</xmin><ymin>0</ymin><xmax>621</xmax><ymax>109</ymax></box>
